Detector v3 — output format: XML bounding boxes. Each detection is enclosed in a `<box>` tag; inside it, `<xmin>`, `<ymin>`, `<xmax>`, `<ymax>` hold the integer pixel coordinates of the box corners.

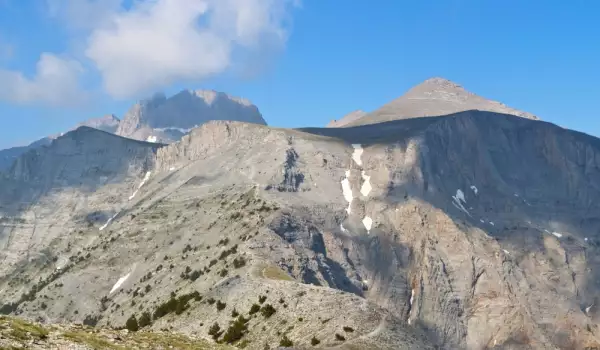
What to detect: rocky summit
<box><xmin>1</xmin><ymin>79</ymin><xmax>600</xmax><ymax>350</ymax></box>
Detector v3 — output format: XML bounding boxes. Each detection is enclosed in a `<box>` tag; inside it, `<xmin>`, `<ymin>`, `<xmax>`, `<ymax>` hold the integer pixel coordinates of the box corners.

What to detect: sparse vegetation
<box><xmin>208</xmin><ymin>322</ymin><xmax>222</xmax><ymax>341</ymax></box>
<box><xmin>249</xmin><ymin>304</ymin><xmax>261</xmax><ymax>315</ymax></box>
<box><xmin>221</xmin><ymin>315</ymin><xmax>249</xmax><ymax>344</ymax></box>
<box><xmin>343</xmin><ymin>326</ymin><xmax>355</xmax><ymax>332</ymax></box>
<box><xmin>138</xmin><ymin>312</ymin><xmax>151</xmax><ymax>328</ymax></box>
<box><xmin>216</xmin><ymin>300</ymin><xmax>227</xmax><ymax>311</ymax></box>
<box><xmin>311</xmin><ymin>336</ymin><xmax>321</xmax><ymax>346</ymax></box>
<box><xmin>125</xmin><ymin>315</ymin><xmax>139</xmax><ymax>332</ymax></box>
<box><xmin>153</xmin><ymin>291</ymin><xmax>201</xmax><ymax>320</ymax></box>
<box><xmin>260</xmin><ymin>304</ymin><xmax>276</xmax><ymax>318</ymax></box>
<box><xmin>233</xmin><ymin>257</ymin><xmax>246</xmax><ymax>268</ymax></box>
<box><xmin>335</xmin><ymin>333</ymin><xmax>346</xmax><ymax>341</ymax></box>
<box><xmin>258</xmin><ymin>295</ymin><xmax>267</xmax><ymax>304</ymax></box>
<box><xmin>279</xmin><ymin>335</ymin><xmax>293</xmax><ymax>347</ymax></box>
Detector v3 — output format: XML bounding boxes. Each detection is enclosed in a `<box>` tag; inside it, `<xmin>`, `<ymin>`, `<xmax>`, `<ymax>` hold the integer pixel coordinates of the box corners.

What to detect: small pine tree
<box><xmin>216</xmin><ymin>300</ymin><xmax>227</xmax><ymax>311</ymax></box>
<box><xmin>279</xmin><ymin>335</ymin><xmax>293</xmax><ymax>347</ymax></box>
<box><xmin>248</xmin><ymin>303</ymin><xmax>260</xmax><ymax>315</ymax></box>
<box><xmin>311</xmin><ymin>336</ymin><xmax>320</xmax><ymax>346</ymax></box>
<box><xmin>260</xmin><ymin>304</ymin><xmax>276</xmax><ymax>318</ymax></box>
<box><xmin>125</xmin><ymin>315</ymin><xmax>139</xmax><ymax>332</ymax></box>
<box><xmin>208</xmin><ymin>322</ymin><xmax>221</xmax><ymax>340</ymax></box>
<box><xmin>138</xmin><ymin>312</ymin><xmax>151</xmax><ymax>328</ymax></box>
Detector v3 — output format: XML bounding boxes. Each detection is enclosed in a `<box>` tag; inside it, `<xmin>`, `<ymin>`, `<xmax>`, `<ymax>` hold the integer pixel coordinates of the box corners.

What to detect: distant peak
<box><xmin>413</xmin><ymin>77</ymin><xmax>466</xmax><ymax>91</ymax></box>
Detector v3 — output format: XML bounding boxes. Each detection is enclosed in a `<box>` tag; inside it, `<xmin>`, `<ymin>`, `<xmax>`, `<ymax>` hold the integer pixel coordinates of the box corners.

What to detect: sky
<box><xmin>0</xmin><ymin>0</ymin><xmax>599</xmax><ymax>149</ymax></box>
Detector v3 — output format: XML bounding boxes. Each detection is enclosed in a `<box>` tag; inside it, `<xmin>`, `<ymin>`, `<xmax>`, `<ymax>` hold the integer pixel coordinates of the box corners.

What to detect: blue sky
<box><xmin>0</xmin><ymin>0</ymin><xmax>598</xmax><ymax>148</ymax></box>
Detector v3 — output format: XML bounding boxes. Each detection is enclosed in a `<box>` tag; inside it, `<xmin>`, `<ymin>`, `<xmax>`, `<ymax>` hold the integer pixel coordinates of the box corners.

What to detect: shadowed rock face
<box><xmin>333</xmin><ymin>77</ymin><xmax>539</xmax><ymax>127</ymax></box>
<box><xmin>116</xmin><ymin>89</ymin><xmax>266</xmax><ymax>144</ymax></box>
<box><xmin>2</xmin><ymin>110</ymin><xmax>600</xmax><ymax>349</ymax></box>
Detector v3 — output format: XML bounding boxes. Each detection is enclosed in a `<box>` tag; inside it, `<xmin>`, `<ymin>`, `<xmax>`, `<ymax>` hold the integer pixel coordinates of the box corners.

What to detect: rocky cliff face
<box><xmin>116</xmin><ymin>90</ymin><xmax>266</xmax><ymax>144</ymax></box>
<box><xmin>1</xmin><ymin>101</ymin><xmax>600</xmax><ymax>348</ymax></box>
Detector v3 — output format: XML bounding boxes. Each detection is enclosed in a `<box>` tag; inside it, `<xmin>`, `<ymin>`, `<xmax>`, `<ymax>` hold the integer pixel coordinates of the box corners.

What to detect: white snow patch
<box><xmin>362</xmin><ymin>216</ymin><xmax>373</xmax><ymax>233</ymax></box>
<box><xmin>351</xmin><ymin>144</ymin><xmax>363</xmax><ymax>166</ymax></box>
<box><xmin>503</xmin><ymin>249</ymin><xmax>510</xmax><ymax>254</ymax></box>
<box><xmin>544</xmin><ymin>229</ymin><xmax>550</xmax><ymax>233</ymax></box>
<box><xmin>129</xmin><ymin>171</ymin><xmax>152</xmax><ymax>200</ymax></box>
<box><xmin>340</xmin><ymin>224</ymin><xmax>348</xmax><ymax>233</ymax></box>
<box><xmin>99</xmin><ymin>212</ymin><xmax>119</xmax><ymax>231</ymax></box>
<box><xmin>551</xmin><ymin>232</ymin><xmax>563</xmax><ymax>238</ymax></box>
<box><xmin>109</xmin><ymin>272</ymin><xmax>132</xmax><ymax>294</ymax></box>
<box><xmin>407</xmin><ymin>288</ymin><xmax>415</xmax><ymax>325</ymax></box>
<box><xmin>585</xmin><ymin>237</ymin><xmax>589</xmax><ymax>242</ymax></box>
<box><xmin>452</xmin><ymin>189</ymin><xmax>471</xmax><ymax>216</ymax></box>
<box><xmin>169</xmin><ymin>167</ymin><xmax>175</xmax><ymax>171</ymax></box>
<box><xmin>146</xmin><ymin>135</ymin><xmax>157</xmax><ymax>143</ymax></box>
<box><xmin>360</xmin><ymin>171</ymin><xmax>372</xmax><ymax>196</ymax></box>
<box><xmin>514</xmin><ymin>193</ymin><xmax>519</xmax><ymax>197</ymax></box>
<box><xmin>489</xmin><ymin>221</ymin><xmax>495</xmax><ymax>226</ymax></box>
<box><xmin>470</xmin><ymin>185</ymin><xmax>478</xmax><ymax>194</ymax></box>
<box><xmin>586</xmin><ymin>304</ymin><xmax>594</xmax><ymax>314</ymax></box>
<box><xmin>341</xmin><ymin>172</ymin><xmax>354</xmax><ymax>214</ymax></box>
<box><xmin>480</xmin><ymin>219</ymin><xmax>485</xmax><ymax>223</ymax></box>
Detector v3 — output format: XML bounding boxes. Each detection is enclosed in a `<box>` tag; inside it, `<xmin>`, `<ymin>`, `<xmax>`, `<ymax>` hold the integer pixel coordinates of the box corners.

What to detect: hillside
<box><xmin>2</xmin><ymin>107</ymin><xmax>600</xmax><ymax>349</ymax></box>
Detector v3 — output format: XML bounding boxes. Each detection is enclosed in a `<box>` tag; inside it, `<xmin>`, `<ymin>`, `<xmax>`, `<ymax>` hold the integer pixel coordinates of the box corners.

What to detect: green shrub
<box><xmin>335</xmin><ymin>333</ymin><xmax>346</xmax><ymax>341</ymax></box>
<box><xmin>125</xmin><ymin>315</ymin><xmax>139</xmax><ymax>332</ymax></box>
<box><xmin>343</xmin><ymin>326</ymin><xmax>354</xmax><ymax>332</ymax></box>
<box><xmin>260</xmin><ymin>304</ymin><xmax>276</xmax><ymax>318</ymax></box>
<box><xmin>208</xmin><ymin>322</ymin><xmax>221</xmax><ymax>340</ymax></box>
<box><xmin>190</xmin><ymin>270</ymin><xmax>202</xmax><ymax>281</ymax></box>
<box><xmin>311</xmin><ymin>336</ymin><xmax>320</xmax><ymax>346</ymax></box>
<box><xmin>231</xmin><ymin>308</ymin><xmax>239</xmax><ymax>317</ymax></box>
<box><xmin>248</xmin><ymin>303</ymin><xmax>260</xmax><ymax>315</ymax></box>
<box><xmin>279</xmin><ymin>335</ymin><xmax>293</xmax><ymax>347</ymax></box>
<box><xmin>233</xmin><ymin>257</ymin><xmax>246</xmax><ymax>268</ymax></box>
<box><xmin>221</xmin><ymin>316</ymin><xmax>248</xmax><ymax>344</ymax></box>
<box><xmin>207</xmin><ymin>298</ymin><xmax>216</xmax><ymax>305</ymax></box>
<box><xmin>216</xmin><ymin>300</ymin><xmax>227</xmax><ymax>311</ymax></box>
<box><xmin>138</xmin><ymin>312</ymin><xmax>151</xmax><ymax>328</ymax></box>
<box><xmin>258</xmin><ymin>295</ymin><xmax>267</xmax><ymax>304</ymax></box>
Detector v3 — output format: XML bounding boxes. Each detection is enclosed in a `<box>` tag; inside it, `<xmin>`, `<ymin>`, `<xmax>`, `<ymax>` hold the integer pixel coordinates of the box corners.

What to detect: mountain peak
<box><xmin>338</xmin><ymin>77</ymin><xmax>539</xmax><ymax>127</ymax></box>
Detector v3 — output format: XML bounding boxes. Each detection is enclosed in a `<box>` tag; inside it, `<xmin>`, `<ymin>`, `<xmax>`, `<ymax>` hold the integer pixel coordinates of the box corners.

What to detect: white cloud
<box><xmin>84</xmin><ymin>0</ymin><xmax>298</xmax><ymax>98</ymax></box>
<box><xmin>0</xmin><ymin>53</ymin><xmax>85</xmax><ymax>106</ymax></box>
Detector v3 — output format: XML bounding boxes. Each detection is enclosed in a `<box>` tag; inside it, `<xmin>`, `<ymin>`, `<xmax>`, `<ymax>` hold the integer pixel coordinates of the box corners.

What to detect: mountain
<box><xmin>0</xmin><ymin>89</ymin><xmax>264</xmax><ymax>171</ymax></box>
<box><xmin>3</xmin><ymin>110</ymin><xmax>600</xmax><ymax>349</ymax></box>
<box><xmin>77</xmin><ymin>114</ymin><xmax>121</xmax><ymax>133</ymax></box>
<box><xmin>326</xmin><ymin>110</ymin><xmax>367</xmax><ymax>127</ymax></box>
<box><xmin>329</xmin><ymin>77</ymin><xmax>539</xmax><ymax>127</ymax></box>
<box><xmin>115</xmin><ymin>89</ymin><xmax>266</xmax><ymax>143</ymax></box>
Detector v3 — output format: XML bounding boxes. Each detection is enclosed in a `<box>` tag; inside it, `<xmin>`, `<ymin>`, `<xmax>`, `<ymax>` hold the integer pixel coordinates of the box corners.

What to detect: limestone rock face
<box><xmin>2</xmin><ymin>107</ymin><xmax>600</xmax><ymax>348</ymax></box>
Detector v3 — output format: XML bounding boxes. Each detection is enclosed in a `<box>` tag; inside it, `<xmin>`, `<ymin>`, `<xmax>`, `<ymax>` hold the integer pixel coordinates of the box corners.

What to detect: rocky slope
<box><xmin>326</xmin><ymin>110</ymin><xmax>367</xmax><ymax>128</ymax></box>
<box><xmin>332</xmin><ymin>77</ymin><xmax>539</xmax><ymax>127</ymax></box>
<box><xmin>2</xmin><ymin>103</ymin><xmax>600</xmax><ymax>349</ymax></box>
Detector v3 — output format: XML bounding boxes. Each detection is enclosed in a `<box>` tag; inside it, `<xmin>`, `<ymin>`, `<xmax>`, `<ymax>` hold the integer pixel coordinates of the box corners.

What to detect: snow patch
<box><xmin>585</xmin><ymin>237</ymin><xmax>589</xmax><ymax>242</ymax></box>
<box><xmin>109</xmin><ymin>272</ymin><xmax>132</xmax><ymax>295</ymax></box>
<box><xmin>489</xmin><ymin>221</ymin><xmax>495</xmax><ymax>226</ymax></box>
<box><xmin>341</xmin><ymin>170</ymin><xmax>354</xmax><ymax>214</ymax></box>
<box><xmin>503</xmin><ymin>249</ymin><xmax>510</xmax><ymax>254</ymax></box>
<box><xmin>551</xmin><ymin>232</ymin><xmax>563</xmax><ymax>238</ymax></box>
<box><xmin>129</xmin><ymin>171</ymin><xmax>152</xmax><ymax>200</ymax></box>
<box><xmin>470</xmin><ymin>185</ymin><xmax>478</xmax><ymax>194</ymax></box>
<box><xmin>408</xmin><ymin>288</ymin><xmax>415</xmax><ymax>325</ymax></box>
<box><xmin>360</xmin><ymin>171</ymin><xmax>372</xmax><ymax>196</ymax></box>
<box><xmin>452</xmin><ymin>189</ymin><xmax>471</xmax><ymax>216</ymax></box>
<box><xmin>340</xmin><ymin>224</ymin><xmax>348</xmax><ymax>233</ymax></box>
<box><xmin>514</xmin><ymin>193</ymin><xmax>519</xmax><ymax>197</ymax></box>
<box><xmin>586</xmin><ymin>304</ymin><xmax>594</xmax><ymax>315</ymax></box>
<box><xmin>169</xmin><ymin>167</ymin><xmax>175</xmax><ymax>171</ymax></box>
<box><xmin>351</xmin><ymin>144</ymin><xmax>363</xmax><ymax>166</ymax></box>
<box><xmin>99</xmin><ymin>212</ymin><xmax>119</xmax><ymax>231</ymax></box>
<box><xmin>480</xmin><ymin>219</ymin><xmax>485</xmax><ymax>223</ymax></box>
<box><xmin>362</xmin><ymin>216</ymin><xmax>373</xmax><ymax>233</ymax></box>
<box><xmin>146</xmin><ymin>135</ymin><xmax>157</xmax><ymax>143</ymax></box>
